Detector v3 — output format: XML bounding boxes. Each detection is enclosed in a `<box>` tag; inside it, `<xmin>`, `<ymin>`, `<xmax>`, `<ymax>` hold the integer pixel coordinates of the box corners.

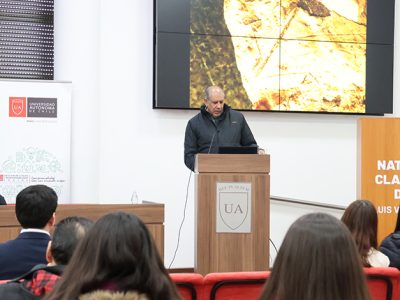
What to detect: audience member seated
<box><xmin>380</xmin><ymin>210</ymin><xmax>400</xmax><ymax>268</ymax></box>
<box><xmin>259</xmin><ymin>213</ymin><xmax>371</xmax><ymax>300</ymax></box>
<box><xmin>0</xmin><ymin>194</ymin><xmax>6</xmax><ymax>205</ymax></box>
<box><xmin>0</xmin><ymin>216</ymin><xmax>93</xmax><ymax>299</ymax></box>
<box><xmin>0</xmin><ymin>185</ymin><xmax>58</xmax><ymax>280</ymax></box>
<box><xmin>45</xmin><ymin>212</ymin><xmax>181</xmax><ymax>300</ymax></box>
<box><xmin>342</xmin><ymin>199</ymin><xmax>390</xmax><ymax>267</ymax></box>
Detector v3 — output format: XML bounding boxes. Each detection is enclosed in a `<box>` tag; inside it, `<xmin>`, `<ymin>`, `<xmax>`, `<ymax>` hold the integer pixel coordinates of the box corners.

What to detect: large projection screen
<box><xmin>154</xmin><ymin>0</ymin><xmax>395</xmax><ymax>115</ymax></box>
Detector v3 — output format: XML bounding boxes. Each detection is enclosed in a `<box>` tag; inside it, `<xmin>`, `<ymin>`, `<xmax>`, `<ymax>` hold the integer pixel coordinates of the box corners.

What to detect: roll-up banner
<box><xmin>0</xmin><ymin>80</ymin><xmax>72</xmax><ymax>203</ymax></box>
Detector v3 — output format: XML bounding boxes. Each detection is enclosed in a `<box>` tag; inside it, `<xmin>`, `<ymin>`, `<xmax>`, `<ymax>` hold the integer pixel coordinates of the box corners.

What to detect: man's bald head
<box><xmin>205</xmin><ymin>86</ymin><xmax>225</xmax><ymax>100</ymax></box>
<box><xmin>204</xmin><ymin>86</ymin><xmax>225</xmax><ymax>117</ymax></box>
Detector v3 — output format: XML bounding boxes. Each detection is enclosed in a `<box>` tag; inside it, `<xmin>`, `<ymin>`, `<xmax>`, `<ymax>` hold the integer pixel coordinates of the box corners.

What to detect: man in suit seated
<box><xmin>0</xmin><ymin>185</ymin><xmax>58</xmax><ymax>280</ymax></box>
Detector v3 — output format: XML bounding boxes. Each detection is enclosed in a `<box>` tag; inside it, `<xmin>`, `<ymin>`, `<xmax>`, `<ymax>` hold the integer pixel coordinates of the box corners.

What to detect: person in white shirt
<box><xmin>341</xmin><ymin>199</ymin><xmax>389</xmax><ymax>267</ymax></box>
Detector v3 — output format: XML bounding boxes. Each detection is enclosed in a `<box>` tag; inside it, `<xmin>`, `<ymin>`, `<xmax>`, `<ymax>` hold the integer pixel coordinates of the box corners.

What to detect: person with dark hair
<box><xmin>0</xmin><ymin>194</ymin><xmax>6</xmax><ymax>205</ymax></box>
<box><xmin>380</xmin><ymin>211</ymin><xmax>400</xmax><ymax>268</ymax></box>
<box><xmin>259</xmin><ymin>213</ymin><xmax>371</xmax><ymax>300</ymax></box>
<box><xmin>184</xmin><ymin>85</ymin><xmax>262</xmax><ymax>171</ymax></box>
<box><xmin>45</xmin><ymin>212</ymin><xmax>181</xmax><ymax>300</ymax></box>
<box><xmin>47</xmin><ymin>216</ymin><xmax>93</xmax><ymax>266</ymax></box>
<box><xmin>0</xmin><ymin>216</ymin><xmax>93</xmax><ymax>299</ymax></box>
<box><xmin>341</xmin><ymin>199</ymin><xmax>389</xmax><ymax>267</ymax></box>
<box><xmin>0</xmin><ymin>185</ymin><xmax>58</xmax><ymax>280</ymax></box>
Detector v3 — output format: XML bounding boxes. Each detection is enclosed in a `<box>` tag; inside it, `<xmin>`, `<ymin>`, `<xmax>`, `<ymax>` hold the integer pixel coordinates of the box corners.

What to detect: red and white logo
<box><xmin>9</xmin><ymin>97</ymin><xmax>27</xmax><ymax>117</ymax></box>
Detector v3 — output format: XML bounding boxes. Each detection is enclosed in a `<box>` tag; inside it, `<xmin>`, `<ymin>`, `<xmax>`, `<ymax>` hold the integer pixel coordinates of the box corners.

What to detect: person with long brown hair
<box><xmin>341</xmin><ymin>199</ymin><xmax>389</xmax><ymax>267</ymax></box>
<box><xmin>45</xmin><ymin>212</ymin><xmax>181</xmax><ymax>300</ymax></box>
<box><xmin>259</xmin><ymin>213</ymin><xmax>371</xmax><ymax>300</ymax></box>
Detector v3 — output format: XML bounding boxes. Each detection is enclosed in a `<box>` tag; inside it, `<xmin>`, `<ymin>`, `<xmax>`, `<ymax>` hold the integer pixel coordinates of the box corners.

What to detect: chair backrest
<box><xmin>203</xmin><ymin>271</ymin><xmax>270</xmax><ymax>300</ymax></box>
<box><xmin>169</xmin><ymin>273</ymin><xmax>204</xmax><ymax>300</ymax></box>
<box><xmin>364</xmin><ymin>267</ymin><xmax>400</xmax><ymax>300</ymax></box>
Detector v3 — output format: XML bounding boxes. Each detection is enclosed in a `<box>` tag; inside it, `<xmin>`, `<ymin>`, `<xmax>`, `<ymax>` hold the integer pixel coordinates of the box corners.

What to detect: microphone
<box><xmin>208</xmin><ymin>129</ymin><xmax>219</xmax><ymax>154</ymax></box>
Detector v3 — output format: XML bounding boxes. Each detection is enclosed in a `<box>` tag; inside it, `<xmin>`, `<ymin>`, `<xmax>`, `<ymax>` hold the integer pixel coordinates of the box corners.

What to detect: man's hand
<box><xmin>258</xmin><ymin>148</ymin><xmax>265</xmax><ymax>154</ymax></box>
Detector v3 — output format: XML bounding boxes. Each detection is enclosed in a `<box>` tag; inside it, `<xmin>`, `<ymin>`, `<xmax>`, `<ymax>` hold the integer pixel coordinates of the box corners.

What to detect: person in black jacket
<box><xmin>381</xmin><ymin>211</ymin><xmax>400</xmax><ymax>268</ymax></box>
<box><xmin>0</xmin><ymin>194</ymin><xmax>6</xmax><ymax>205</ymax></box>
<box><xmin>184</xmin><ymin>85</ymin><xmax>261</xmax><ymax>171</ymax></box>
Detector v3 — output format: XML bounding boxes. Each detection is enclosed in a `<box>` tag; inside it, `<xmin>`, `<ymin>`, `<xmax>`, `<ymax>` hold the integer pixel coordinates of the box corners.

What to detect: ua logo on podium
<box><xmin>216</xmin><ymin>182</ymin><xmax>252</xmax><ymax>233</ymax></box>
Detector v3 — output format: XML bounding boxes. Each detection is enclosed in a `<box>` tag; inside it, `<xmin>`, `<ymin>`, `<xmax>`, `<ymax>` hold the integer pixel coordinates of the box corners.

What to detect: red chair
<box><xmin>203</xmin><ymin>271</ymin><xmax>270</xmax><ymax>300</ymax></box>
<box><xmin>364</xmin><ymin>267</ymin><xmax>400</xmax><ymax>300</ymax></box>
<box><xmin>170</xmin><ymin>273</ymin><xmax>204</xmax><ymax>300</ymax></box>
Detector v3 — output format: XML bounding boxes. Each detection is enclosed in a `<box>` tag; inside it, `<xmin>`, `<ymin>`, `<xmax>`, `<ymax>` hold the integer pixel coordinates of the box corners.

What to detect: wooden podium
<box><xmin>0</xmin><ymin>203</ymin><xmax>164</xmax><ymax>258</ymax></box>
<box><xmin>194</xmin><ymin>154</ymin><xmax>270</xmax><ymax>274</ymax></box>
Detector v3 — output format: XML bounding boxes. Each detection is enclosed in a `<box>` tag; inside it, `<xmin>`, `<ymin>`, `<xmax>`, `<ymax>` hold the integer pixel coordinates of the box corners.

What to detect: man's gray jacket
<box><xmin>184</xmin><ymin>104</ymin><xmax>258</xmax><ymax>171</ymax></box>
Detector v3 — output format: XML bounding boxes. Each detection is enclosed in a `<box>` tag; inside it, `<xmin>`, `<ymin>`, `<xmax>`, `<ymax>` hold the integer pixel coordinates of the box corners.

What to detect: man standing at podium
<box><xmin>184</xmin><ymin>85</ymin><xmax>261</xmax><ymax>171</ymax></box>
